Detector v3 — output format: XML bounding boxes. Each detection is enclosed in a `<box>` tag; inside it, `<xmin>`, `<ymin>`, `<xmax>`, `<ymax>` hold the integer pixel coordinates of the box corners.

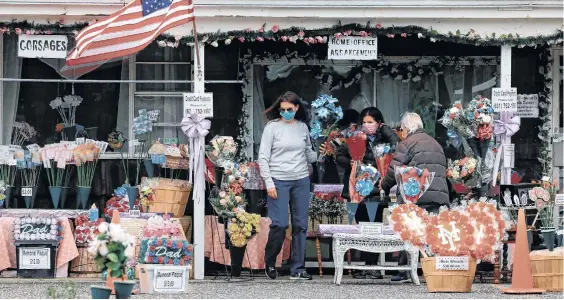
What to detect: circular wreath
<box><xmin>426</xmin><ymin>210</ymin><xmax>475</xmax><ymax>257</ymax></box>
<box><xmin>464</xmin><ymin>202</ymin><xmax>505</xmax><ymax>261</ymax></box>
<box><xmin>390</xmin><ymin>203</ymin><xmax>430</xmax><ymax>247</ymax></box>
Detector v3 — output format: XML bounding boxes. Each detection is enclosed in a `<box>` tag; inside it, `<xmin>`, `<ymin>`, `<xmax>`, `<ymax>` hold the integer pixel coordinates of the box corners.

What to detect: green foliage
<box><xmin>47</xmin><ymin>281</ymin><xmax>77</xmax><ymax>299</ymax></box>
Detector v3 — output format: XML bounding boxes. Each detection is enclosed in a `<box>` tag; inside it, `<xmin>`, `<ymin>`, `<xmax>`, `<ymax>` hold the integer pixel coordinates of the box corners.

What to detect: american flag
<box><xmin>65</xmin><ymin>0</ymin><xmax>194</xmax><ymax>67</ymax></box>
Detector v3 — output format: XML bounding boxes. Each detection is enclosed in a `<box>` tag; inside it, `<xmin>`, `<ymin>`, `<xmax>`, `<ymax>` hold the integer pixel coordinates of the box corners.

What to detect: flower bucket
<box><xmin>62</xmin><ymin>126</ymin><xmax>77</xmax><ymax>141</ymax></box>
<box><xmin>21</xmin><ymin>186</ymin><xmax>38</xmax><ymax>209</ymax></box>
<box><xmin>60</xmin><ymin>187</ymin><xmax>70</xmax><ymax>209</ymax></box>
<box><xmin>114</xmin><ymin>281</ymin><xmax>136</xmax><ymax>299</ymax></box>
<box><xmin>90</xmin><ymin>286</ymin><xmax>112</xmax><ymax>299</ymax></box>
<box><xmin>76</xmin><ymin>186</ymin><xmax>91</xmax><ymax>209</ymax></box>
<box><xmin>49</xmin><ymin>186</ymin><xmax>62</xmax><ymax>209</ymax></box>
<box><xmin>4</xmin><ymin>186</ymin><xmax>13</xmax><ymax>208</ymax></box>
<box><xmin>364</xmin><ymin>201</ymin><xmax>379</xmax><ymax>223</ymax></box>
<box><xmin>228</xmin><ymin>244</ymin><xmax>247</xmax><ymax>277</ymax></box>
<box><xmin>126</xmin><ymin>186</ymin><xmax>139</xmax><ymax>210</ymax></box>
<box><xmin>143</xmin><ymin>159</ymin><xmax>154</xmax><ymax>178</ymax></box>
<box><xmin>421</xmin><ymin>257</ymin><xmax>477</xmax><ymax>293</ymax></box>
<box><xmin>541</xmin><ymin>228</ymin><xmax>556</xmax><ymax>251</ymax></box>
<box><xmin>346</xmin><ymin>202</ymin><xmax>359</xmax><ymax>225</ymax></box>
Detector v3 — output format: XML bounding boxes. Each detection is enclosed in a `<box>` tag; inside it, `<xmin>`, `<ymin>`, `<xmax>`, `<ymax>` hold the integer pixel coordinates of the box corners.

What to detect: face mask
<box><xmin>362</xmin><ymin>123</ymin><xmax>378</xmax><ymax>135</ymax></box>
<box><xmin>280</xmin><ymin>111</ymin><xmax>296</xmax><ymax>121</ymax></box>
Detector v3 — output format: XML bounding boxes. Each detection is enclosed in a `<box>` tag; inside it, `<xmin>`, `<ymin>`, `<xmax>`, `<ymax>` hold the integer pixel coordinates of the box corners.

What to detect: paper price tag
<box><xmin>19</xmin><ymin>248</ymin><xmax>51</xmax><ymax>269</ymax></box>
<box><xmin>503</xmin><ymin>144</ymin><xmax>515</xmax><ymax>168</ymax></box>
<box><xmin>128</xmin><ymin>210</ymin><xmax>141</xmax><ymax>218</ymax></box>
<box><xmin>436</xmin><ymin>256</ymin><xmax>469</xmax><ymax>270</ymax></box>
<box><xmin>555</xmin><ymin>194</ymin><xmax>564</xmax><ymax>206</ymax></box>
<box><xmin>129</xmin><ymin>139</ymin><xmax>141</xmax><ymax>147</ymax></box>
<box><xmin>359</xmin><ymin>222</ymin><xmax>383</xmax><ymax>236</ymax></box>
<box><xmin>21</xmin><ymin>187</ymin><xmax>33</xmax><ymax>197</ymax></box>
<box><xmin>153</xmin><ymin>269</ymin><xmax>186</xmax><ymax>292</ymax></box>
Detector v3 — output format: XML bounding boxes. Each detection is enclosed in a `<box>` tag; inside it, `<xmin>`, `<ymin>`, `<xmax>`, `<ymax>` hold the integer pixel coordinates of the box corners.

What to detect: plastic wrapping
<box><xmin>394</xmin><ymin>166</ymin><xmax>435</xmax><ymax>203</ymax></box>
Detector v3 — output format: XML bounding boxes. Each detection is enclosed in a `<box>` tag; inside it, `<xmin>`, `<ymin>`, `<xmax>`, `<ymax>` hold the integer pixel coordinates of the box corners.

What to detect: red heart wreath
<box><xmin>389</xmin><ymin>203</ymin><xmax>430</xmax><ymax>247</ymax></box>
<box><xmin>426</xmin><ymin>210</ymin><xmax>475</xmax><ymax>257</ymax></box>
<box><xmin>464</xmin><ymin>202</ymin><xmax>506</xmax><ymax>262</ymax></box>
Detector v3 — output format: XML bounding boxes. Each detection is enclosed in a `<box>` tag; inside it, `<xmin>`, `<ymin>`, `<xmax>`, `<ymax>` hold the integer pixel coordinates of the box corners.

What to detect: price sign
<box><xmin>19</xmin><ymin>248</ymin><xmax>51</xmax><ymax>269</ymax></box>
<box><xmin>128</xmin><ymin>209</ymin><xmax>141</xmax><ymax>218</ymax></box>
<box><xmin>555</xmin><ymin>194</ymin><xmax>564</xmax><ymax>206</ymax></box>
<box><xmin>492</xmin><ymin>88</ymin><xmax>518</xmax><ymax>113</ymax></box>
<box><xmin>359</xmin><ymin>222</ymin><xmax>383</xmax><ymax>236</ymax></box>
<box><xmin>183</xmin><ymin>93</ymin><xmax>213</xmax><ymax>118</ymax></box>
<box><xmin>129</xmin><ymin>139</ymin><xmax>141</xmax><ymax>147</ymax></box>
<box><xmin>435</xmin><ymin>256</ymin><xmax>469</xmax><ymax>270</ymax></box>
<box><xmin>153</xmin><ymin>269</ymin><xmax>186</xmax><ymax>292</ymax></box>
<box><xmin>21</xmin><ymin>187</ymin><xmax>33</xmax><ymax>197</ymax></box>
<box><xmin>503</xmin><ymin>144</ymin><xmax>515</xmax><ymax>168</ymax></box>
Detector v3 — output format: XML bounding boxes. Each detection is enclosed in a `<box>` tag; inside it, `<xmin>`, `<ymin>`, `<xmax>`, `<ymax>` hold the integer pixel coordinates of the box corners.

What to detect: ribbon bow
<box><xmin>492</xmin><ymin>111</ymin><xmax>520</xmax><ymax>186</ymax></box>
<box><xmin>181</xmin><ymin>114</ymin><xmax>211</xmax><ymax>138</ymax></box>
<box><xmin>181</xmin><ymin>113</ymin><xmax>210</xmax><ymax>204</ymax></box>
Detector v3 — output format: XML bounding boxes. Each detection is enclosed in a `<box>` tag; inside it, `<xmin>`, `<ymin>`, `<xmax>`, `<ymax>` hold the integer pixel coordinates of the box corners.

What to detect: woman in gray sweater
<box><xmin>258</xmin><ymin>91</ymin><xmax>317</xmax><ymax>280</ymax></box>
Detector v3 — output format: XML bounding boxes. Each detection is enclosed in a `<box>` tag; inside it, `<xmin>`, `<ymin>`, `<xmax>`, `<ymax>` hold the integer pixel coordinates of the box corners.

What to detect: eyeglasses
<box><xmin>279</xmin><ymin>108</ymin><xmax>294</xmax><ymax>113</ymax></box>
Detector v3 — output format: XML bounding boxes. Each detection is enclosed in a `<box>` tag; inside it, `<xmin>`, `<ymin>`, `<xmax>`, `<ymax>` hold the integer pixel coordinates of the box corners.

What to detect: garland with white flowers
<box><xmin>537</xmin><ymin>47</ymin><xmax>554</xmax><ymax>177</ymax></box>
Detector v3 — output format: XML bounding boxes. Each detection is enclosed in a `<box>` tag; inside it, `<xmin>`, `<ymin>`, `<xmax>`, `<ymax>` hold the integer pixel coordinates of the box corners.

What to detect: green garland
<box><xmin>537</xmin><ymin>46</ymin><xmax>553</xmax><ymax>177</ymax></box>
<box><xmin>0</xmin><ymin>20</ymin><xmax>561</xmax><ymax>48</ymax></box>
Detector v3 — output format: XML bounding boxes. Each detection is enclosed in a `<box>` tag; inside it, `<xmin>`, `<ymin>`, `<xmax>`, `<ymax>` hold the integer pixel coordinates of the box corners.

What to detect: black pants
<box><xmin>354</xmin><ymin>201</ymin><xmax>385</xmax><ymax>265</ymax></box>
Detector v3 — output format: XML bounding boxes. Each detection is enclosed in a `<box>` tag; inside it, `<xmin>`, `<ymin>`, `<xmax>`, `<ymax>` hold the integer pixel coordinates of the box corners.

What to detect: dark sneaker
<box><xmin>365</xmin><ymin>270</ymin><xmax>383</xmax><ymax>279</ymax></box>
<box><xmin>391</xmin><ymin>272</ymin><xmax>410</xmax><ymax>283</ymax></box>
<box><xmin>353</xmin><ymin>270</ymin><xmax>366</xmax><ymax>279</ymax></box>
<box><xmin>265</xmin><ymin>266</ymin><xmax>278</xmax><ymax>280</ymax></box>
<box><xmin>289</xmin><ymin>271</ymin><xmax>312</xmax><ymax>280</ymax></box>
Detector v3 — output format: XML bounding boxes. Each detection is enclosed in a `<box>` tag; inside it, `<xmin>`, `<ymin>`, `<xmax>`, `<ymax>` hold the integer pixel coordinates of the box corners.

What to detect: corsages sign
<box><xmin>143</xmin><ymin>238</ymin><xmax>193</xmax><ymax>266</ymax></box>
<box><xmin>389</xmin><ymin>200</ymin><xmax>505</xmax><ymax>262</ymax></box>
<box><xmin>13</xmin><ymin>216</ymin><xmax>64</xmax><ymax>242</ymax></box>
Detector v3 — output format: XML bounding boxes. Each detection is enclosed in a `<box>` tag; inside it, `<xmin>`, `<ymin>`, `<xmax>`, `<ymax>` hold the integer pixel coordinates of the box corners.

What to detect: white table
<box><xmin>332</xmin><ymin>233</ymin><xmax>421</xmax><ymax>285</ymax></box>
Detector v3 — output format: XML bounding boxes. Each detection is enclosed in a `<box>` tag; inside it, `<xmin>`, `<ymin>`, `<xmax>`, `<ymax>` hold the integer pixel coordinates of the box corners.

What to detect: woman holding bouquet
<box><xmin>335</xmin><ymin>107</ymin><xmax>399</xmax><ymax>279</ymax></box>
<box><xmin>258</xmin><ymin>91</ymin><xmax>317</xmax><ymax>280</ymax></box>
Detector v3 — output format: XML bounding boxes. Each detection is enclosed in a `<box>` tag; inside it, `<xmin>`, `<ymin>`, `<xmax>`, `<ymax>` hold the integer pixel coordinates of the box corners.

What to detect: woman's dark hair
<box><xmin>359</xmin><ymin>107</ymin><xmax>385</xmax><ymax>124</ymax></box>
<box><xmin>264</xmin><ymin>91</ymin><xmax>310</xmax><ymax>123</ymax></box>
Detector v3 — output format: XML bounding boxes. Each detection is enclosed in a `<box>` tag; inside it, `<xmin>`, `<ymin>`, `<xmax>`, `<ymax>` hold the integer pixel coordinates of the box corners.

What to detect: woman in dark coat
<box><xmin>335</xmin><ymin>107</ymin><xmax>399</xmax><ymax>279</ymax></box>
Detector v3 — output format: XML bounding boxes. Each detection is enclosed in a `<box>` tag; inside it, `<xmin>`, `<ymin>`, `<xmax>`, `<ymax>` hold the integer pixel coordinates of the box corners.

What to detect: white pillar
<box><xmin>192</xmin><ymin>41</ymin><xmax>205</xmax><ymax>280</ymax></box>
<box><xmin>500</xmin><ymin>45</ymin><xmax>512</xmax><ymax>185</ymax></box>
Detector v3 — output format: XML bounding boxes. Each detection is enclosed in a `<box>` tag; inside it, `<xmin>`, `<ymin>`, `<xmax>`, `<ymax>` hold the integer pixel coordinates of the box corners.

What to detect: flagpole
<box><xmin>192</xmin><ymin>18</ymin><xmax>202</xmax><ymax>79</ymax></box>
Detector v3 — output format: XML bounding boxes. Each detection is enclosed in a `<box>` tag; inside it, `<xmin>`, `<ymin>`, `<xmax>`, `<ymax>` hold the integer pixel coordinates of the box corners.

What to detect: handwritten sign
<box><xmin>17</xmin><ymin>35</ymin><xmax>68</xmax><ymax>59</ymax></box>
<box><xmin>153</xmin><ymin>269</ymin><xmax>186</xmax><ymax>292</ymax></box>
<box><xmin>492</xmin><ymin>88</ymin><xmax>518</xmax><ymax>113</ymax></box>
<box><xmin>556</xmin><ymin>194</ymin><xmax>564</xmax><ymax>206</ymax></box>
<box><xmin>183</xmin><ymin>93</ymin><xmax>213</xmax><ymax>118</ymax></box>
<box><xmin>128</xmin><ymin>210</ymin><xmax>141</xmax><ymax>218</ymax></box>
<box><xmin>503</xmin><ymin>144</ymin><xmax>515</xmax><ymax>168</ymax></box>
<box><xmin>328</xmin><ymin>36</ymin><xmax>378</xmax><ymax>60</ymax></box>
<box><xmin>14</xmin><ymin>217</ymin><xmax>61</xmax><ymax>241</ymax></box>
<box><xmin>359</xmin><ymin>222</ymin><xmax>383</xmax><ymax>236</ymax></box>
<box><xmin>21</xmin><ymin>187</ymin><xmax>33</xmax><ymax>197</ymax></box>
<box><xmin>435</xmin><ymin>256</ymin><xmax>469</xmax><ymax>270</ymax></box>
<box><xmin>19</xmin><ymin>248</ymin><xmax>51</xmax><ymax>269</ymax></box>
<box><xmin>163</xmin><ymin>137</ymin><xmax>179</xmax><ymax>145</ymax></box>
<box><xmin>515</xmin><ymin>94</ymin><xmax>539</xmax><ymax>118</ymax></box>
<box><xmin>143</xmin><ymin>238</ymin><xmax>193</xmax><ymax>265</ymax></box>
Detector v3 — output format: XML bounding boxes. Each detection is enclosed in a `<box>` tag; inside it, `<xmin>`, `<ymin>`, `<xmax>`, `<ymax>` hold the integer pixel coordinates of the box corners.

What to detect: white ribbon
<box><xmin>181</xmin><ymin>114</ymin><xmax>210</xmax><ymax>204</ymax></box>
<box><xmin>491</xmin><ymin>112</ymin><xmax>520</xmax><ymax>186</ymax></box>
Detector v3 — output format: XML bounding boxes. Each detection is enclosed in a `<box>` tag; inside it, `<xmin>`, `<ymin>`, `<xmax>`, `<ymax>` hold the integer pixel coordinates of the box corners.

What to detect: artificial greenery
<box><xmin>537</xmin><ymin>46</ymin><xmax>554</xmax><ymax>176</ymax></box>
<box><xmin>47</xmin><ymin>281</ymin><xmax>77</xmax><ymax>299</ymax></box>
<box><xmin>0</xmin><ymin>21</ymin><xmax>561</xmax><ymax>48</ymax></box>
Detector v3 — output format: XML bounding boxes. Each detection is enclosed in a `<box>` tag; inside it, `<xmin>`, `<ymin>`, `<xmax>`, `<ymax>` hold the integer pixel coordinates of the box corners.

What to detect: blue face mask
<box><xmin>280</xmin><ymin>111</ymin><xmax>296</xmax><ymax>121</ymax></box>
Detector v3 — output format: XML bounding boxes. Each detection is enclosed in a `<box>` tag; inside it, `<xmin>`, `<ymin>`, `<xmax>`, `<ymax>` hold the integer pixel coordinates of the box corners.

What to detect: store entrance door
<box><xmin>552</xmin><ymin>49</ymin><xmax>563</xmax><ymax>183</ymax></box>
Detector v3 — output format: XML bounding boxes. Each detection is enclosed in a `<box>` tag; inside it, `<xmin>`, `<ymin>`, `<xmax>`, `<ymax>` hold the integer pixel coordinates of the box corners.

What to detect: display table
<box><xmin>204</xmin><ymin>216</ymin><xmax>291</xmax><ymax>269</ymax></box>
<box><xmin>332</xmin><ymin>233</ymin><xmax>420</xmax><ymax>285</ymax></box>
<box><xmin>0</xmin><ymin>214</ymin><xmax>81</xmax><ymax>277</ymax></box>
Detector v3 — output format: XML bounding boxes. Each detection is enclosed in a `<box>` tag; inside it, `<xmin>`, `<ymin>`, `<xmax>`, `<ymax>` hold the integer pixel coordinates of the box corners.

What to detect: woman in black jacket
<box><xmin>335</xmin><ymin>107</ymin><xmax>399</xmax><ymax>279</ymax></box>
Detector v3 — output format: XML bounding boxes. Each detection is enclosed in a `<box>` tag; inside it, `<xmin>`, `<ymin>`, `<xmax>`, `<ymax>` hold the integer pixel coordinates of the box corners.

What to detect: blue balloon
<box><xmin>403</xmin><ymin>178</ymin><xmax>421</xmax><ymax>197</ymax></box>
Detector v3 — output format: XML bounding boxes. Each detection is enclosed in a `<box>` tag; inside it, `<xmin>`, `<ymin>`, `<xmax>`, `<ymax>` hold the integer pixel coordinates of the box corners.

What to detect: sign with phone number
<box><xmin>153</xmin><ymin>269</ymin><xmax>186</xmax><ymax>292</ymax></box>
<box><xmin>492</xmin><ymin>87</ymin><xmax>518</xmax><ymax>113</ymax></box>
<box><xmin>19</xmin><ymin>247</ymin><xmax>51</xmax><ymax>269</ymax></box>
<box><xmin>183</xmin><ymin>92</ymin><xmax>213</xmax><ymax>119</ymax></box>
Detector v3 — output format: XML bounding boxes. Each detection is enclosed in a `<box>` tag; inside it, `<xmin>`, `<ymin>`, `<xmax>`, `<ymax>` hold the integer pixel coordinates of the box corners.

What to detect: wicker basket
<box><xmin>69</xmin><ymin>244</ymin><xmax>102</xmax><ymax>278</ymax></box>
<box><xmin>531</xmin><ymin>254</ymin><xmax>563</xmax><ymax>292</ymax></box>
<box><xmin>149</xmin><ymin>185</ymin><xmax>191</xmax><ymax>217</ymax></box>
<box><xmin>421</xmin><ymin>257</ymin><xmax>477</xmax><ymax>293</ymax></box>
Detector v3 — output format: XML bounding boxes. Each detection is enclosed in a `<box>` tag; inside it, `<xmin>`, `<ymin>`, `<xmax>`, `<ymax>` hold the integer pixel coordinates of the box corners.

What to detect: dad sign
<box><xmin>18</xmin><ymin>35</ymin><xmax>68</xmax><ymax>59</ymax></box>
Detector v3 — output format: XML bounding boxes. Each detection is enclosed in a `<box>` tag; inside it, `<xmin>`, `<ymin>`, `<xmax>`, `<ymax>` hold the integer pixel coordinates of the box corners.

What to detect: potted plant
<box><xmin>530</xmin><ymin>179</ymin><xmax>560</xmax><ymax>251</ymax></box>
<box><xmin>88</xmin><ymin>222</ymin><xmax>136</xmax><ymax>297</ymax></box>
<box><xmin>226</xmin><ymin>211</ymin><xmax>261</xmax><ymax>277</ymax></box>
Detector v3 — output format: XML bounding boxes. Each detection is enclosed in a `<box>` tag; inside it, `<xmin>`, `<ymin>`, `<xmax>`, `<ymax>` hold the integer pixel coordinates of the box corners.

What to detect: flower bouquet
<box><xmin>88</xmin><ymin>222</ymin><xmax>136</xmax><ymax>278</ymax></box>
<box><xmin>309</xmin><ymin>95</ymin><xmax>344</xmax><ymax>172</ymax></box>
<box><xmin>50</xmin><ymin>94</ymin><xmax>83</xmax><ymax>140</ymax></box>
<box><xmin>74</xmin><ymin>141</ymin><xmax>108</xmax><ymax>209</ymax></box>
<box><xmin>11</xmin><ymin>121</ymin><xmax>37</xmax><ymax>146</ymax></box>
<box><xmin>0</xmin><ymin>180</ymin><xmax>6</xmax><ymax>208</ymax></box>
<box><xmin>205</xmin><ymin>136</ymin><xmax>238</xmax><ymax>187</ymax></box>
<box><xmin>138</xmin><ymin>180</ymin><xmax>156</xmax><ymax>212</ymax></box>
<box><xmin>354</xmin><ymin>164</ymin><xmax>381</xmax><ymax>222</ymax></box>
<box><xmin>344</xmin><ymin>129</ymin><xmax>367</xmax><ymax>222</ymax></box>
<box><xmin>0</xmin><ymin>146</ymin><xmax>17</xmax><ymax>208</ymax></box>
<box><xmin>74</xmin><ymin>218</ymin><xmax>105</xmax><ymax>244</ymax></box>
<box><xmin>465</xmin><ymin>96</ymin><xmax>495</xmax><ymax>165</ymax></box>
<box><xmin>223</xmin><ymin>161</ymin><xmax>249</xmax><ymax>196</ymax></box>
<box><xmin>209</xmin><ymin>189</ymin><xmax>247</xmax><ymax>220</ymax></box>
<box><xmin>371</xmin><ymin>143</ymin><xmax>395</xmax><ymax>187</ymax></box>
<box><xmin>531</xmin><ymin>179</ymin><xmax>560</xmax><ymax>251</ymax></box>
<box><xmin>17</xmin><ymin>147</ymin><xmax>42</xmax><ymax>208</ymax></box>
<box><xmin>395</xmin><ymin>166</ymin><xmax>435</xmax><ymax>204</ymax></box>
<box><xmin>141</xmin><ymin>215</ymin><xmax>182</xmax><ymax>240</ymax></box>
<box><xmin>42</xmin><ymin>143</ymin><xmax>74</xmax><ymax>209</ymax></box>
<box><xmin>446</xmin><ymin>157</ymin><xmax>480</xmax><ymax>191</ymax></box>
<box><xmin>226</xmin><ymin>211</ymin><xmax>261</xmax><ymax>248</ymax></box>
<box><xmin>439</xmin><ymin>101</ymin><xmax>475</xmax><ymax>156</ymax></box>
<box><xmin>104</xmin><ymin>184</ymin><xmax>139</xmax><ymax>218</ymax></box>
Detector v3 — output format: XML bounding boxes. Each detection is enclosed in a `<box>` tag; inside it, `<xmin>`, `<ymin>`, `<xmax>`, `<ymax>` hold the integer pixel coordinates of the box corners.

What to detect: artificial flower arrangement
<box><xmin>0</xmin><ymin>146</ymin><xmax>18</xmax><ymax>198</ymax></box>
<box><xmin>395</xmin><ymin>166</ymin><xmax>435</xmax><ymax>204</ymax></box>
<box><xmin>371</xmin><ymin>143</ymin><xmax>395</xmax><ymax>180</ymax></box>
<box><xmin>345</xmin><ymin>129</ymin><xmax>367</xmax><ymax>204</ymax></box>
<box><xmin>74</xmin><ymin>140</ymin><xmax>108</xmax><ymax>209</ymax></box>
<box><xmin>309</xmin><ymin>94</ymin><xmax>344</xmax><ymax>162</ymax></box>
<box><xmin>11</xmin><ymin>121</ymin><xmax>37</xmax><ymax>146</ymax></box>
<box><xmin>354</xmin><ymin>164</ymin><xmax>380</xmax><ymax>197</ymax></box>
<box><xmin>88</xmin><ymin>222</ymin><xmax>136</xmax><ymax>278</ymax></box>
<box><xmin>530</xmin><ymin>178</ymin><xmax>560</xmax><ymax>230</ymax></box>
<box><xmin>16</xmin><ymin>146</ymin><xmax>42</xmax><ymax>208</ymax></box>
<box><xmin>74</xmin><ymin>217</ymin><xmax>106</xmax><ymax>244</ymax></box>
<box><xmin>446</xmin><ymin>157</ymin><xmax>479</xmax><ymax>188</ymax></box>
<box><xmin>141</xmin><ymin>215</ymin><xmax>183</xmax><ymax>240</ymax></box>
<box><xmin>308</xmin><ymin>186</ymin><xmax>347</xmax><ymax>228</ymax></box>
<box><xmin>205</xmin><ymin>136</ymin><xmax>238</xmax><ymax>167</ymax></box>
<box><xmin>138</xmin><ymin>180</ymin><xmax>156</xmax><ymax>211</ymax></box>
<box><xmin>0</xmin><ymin>180</ymin><xmax>6</xmax><ymax>207</ymax></box>
<box><xmin>104</xmin><ymin>184</ymin><xmax>138</xmax><ymax>217</ymax></box>
<box><xmin>439</xmin><ymin>101</ymin><xmax>475</xmax><ymax>141</ymax></box>
<box><xmin>227</xmin><ymin>211</ymin><xmax>261</xmax><ymax>247</ymax></box>
<box><xmin>222</xmin><ymin>161</ymin><xmax>250</xmax><ymax>195</ymax></box>
<box><xmin>142</xmin><ymin>238</ymin><xmax>193</xmax><ymax>266</ymax></box>
<box><xmin>49</xmin><ymin>94</ymin><xmax>83</xmax><ymax>130</ymax></box>
<box><xmin>209</xmin><ymin>189</ymin><xmax>247</xmax><ymax>219</ymax></box>
<box><xmin>41</xmin><ymin>142</ymin><xmax>74</xmax><ymax>208</ymax></box>
<box><xmin>13</xmin><ymin>216</ymin><xmax>64</xmax><ymax>242</ymax></box>
<box><xmin>389</xmin><ymin>199</ymin><xmax>506</xmax><ymax>263</ymax></box>
<box><xmin>465</xmin><ymin>96</ymin><xmax>495</xmax><ymax>141</ymax></box>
